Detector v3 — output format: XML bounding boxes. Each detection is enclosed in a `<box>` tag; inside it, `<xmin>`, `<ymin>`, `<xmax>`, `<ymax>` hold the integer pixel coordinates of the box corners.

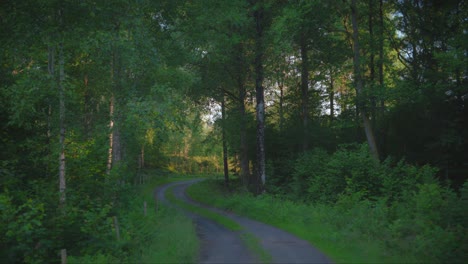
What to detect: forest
<box><xmin>0</xmin><ymin>0</ymin><xmax>467</xmax><ymax>263</ymax></box>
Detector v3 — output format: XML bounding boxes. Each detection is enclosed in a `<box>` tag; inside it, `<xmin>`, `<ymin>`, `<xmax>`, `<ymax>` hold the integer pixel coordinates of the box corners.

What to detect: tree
<box><xmin>351</xmin><ymin>0</ymin><xmax>380</xmax><ymax>161</ymax></box>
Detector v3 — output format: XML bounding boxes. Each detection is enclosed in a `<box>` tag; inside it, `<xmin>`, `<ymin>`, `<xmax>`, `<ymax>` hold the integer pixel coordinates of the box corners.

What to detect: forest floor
<box><xmin>155</xmin><ymin>179</ymin><xmax>333</xmax><ymax>264</ymax></box>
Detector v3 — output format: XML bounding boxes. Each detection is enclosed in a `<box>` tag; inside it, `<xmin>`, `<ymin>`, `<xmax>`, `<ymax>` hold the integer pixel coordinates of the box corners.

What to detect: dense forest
<box><xmin>1</xmin><ymin>0</ymin><xmax>467</xmax><ymax>263</ymax></box>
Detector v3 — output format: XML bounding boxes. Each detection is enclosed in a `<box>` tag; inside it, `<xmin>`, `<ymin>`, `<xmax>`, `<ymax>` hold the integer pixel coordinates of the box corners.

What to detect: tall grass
<box><xmin>69</xmin><ymin>174</ymin><xmax>199</xmax><ymax>263</ymax></box>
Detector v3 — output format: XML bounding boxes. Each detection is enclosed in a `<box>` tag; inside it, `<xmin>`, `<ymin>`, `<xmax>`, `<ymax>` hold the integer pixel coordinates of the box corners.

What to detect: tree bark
<box><xmin>47</xmin><ymin>46</ymin><xmax>55</xmax><ymax>178</ymax></box>
<box><xmin>378</xmin><ymin>0</ymin><xmax>385</xmax><ymax>112</ymax></box>
<box><xmin>221</xmin><ymin>95</ymin><xmax>229</xmax><ymax>188</ymax></box>
<box><xmin>239</xmin><ymin>80</ymin><xmax>249</xmax><ymax>185</ymax></box>
<box><xmin>106</xmin><ymin>94</ymin><xmax>114</xmax><ymax>175</ymax></box>
<box><xmin>368</xmin><ymin>0</ymin><xmax>377</xmax><ymax>128</ymax></box>
<box><xmin>254</xmin><ymin>4</ymin><xmax>266</xmax><ymax>192</ymax></box>
<box><xmin>300</xmin><ymin>34</ymin><xmax>309</xmax><ymax>151</ymax></box>
<box><xmin>329</xmin><ymin>72</ymin><xmax>335</xmax><ymax>120</ymax></box>
<box><xmin>279</xmin><ymin>81</ymin><xmax>284</xmax><ymax>132</ymax></box>
<box><xmin>351</xmin><ymin>0</ymin><xmax>380</xmax><ymax>161</ymax></box>
<box><xmin>58</xmin><ymin>41</ymin><xmax>66</xmax><ymax>205</ymax></box>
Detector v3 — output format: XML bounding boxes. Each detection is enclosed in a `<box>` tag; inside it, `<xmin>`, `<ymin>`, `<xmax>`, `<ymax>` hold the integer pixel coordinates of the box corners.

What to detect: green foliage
<box><xmin>189</xmin><ymin>158</ymin><xmax>467</xmax><ymax>263</ymax></box>
<box><xmin>0</xmin><ymin>193</ymin><xmax>49</xmax><ymax>263</ymax></box>
<box><xmin>67</xmin><ymin>174</ymin><xmax>200</xmax><ymax>263</ymax></box>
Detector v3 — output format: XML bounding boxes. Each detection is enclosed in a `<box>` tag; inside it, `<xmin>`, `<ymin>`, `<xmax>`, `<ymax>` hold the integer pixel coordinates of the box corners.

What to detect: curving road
<box><xmin>154</xmin><ymin>179</ymin><xmax>333</xmax><ymax>264</ymax></box>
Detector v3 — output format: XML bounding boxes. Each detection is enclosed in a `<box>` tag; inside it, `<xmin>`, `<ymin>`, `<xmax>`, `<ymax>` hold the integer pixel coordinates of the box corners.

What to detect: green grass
<box><xmin>186</xmin><ymin>179</ymin><xmax>418</xmax><ymax>264</ymax></box>
<box><xmin>165</xmin><ymin>182</ymin><xmax>272</xmax><ymax>263</ymax></box>
<box><xmin>69</xmin><ymin>172</ymin><xmax>200</xmax><ymax>263</ymax></box>
<box><xmin>240</xmin><ymin>233</ymin><xmax>272</xmax><ymax>264</ymax></box>
<box><xmin>165</xmin><ymin>185</ymin><xmax>242</xmax><ymax>231</ymax></box>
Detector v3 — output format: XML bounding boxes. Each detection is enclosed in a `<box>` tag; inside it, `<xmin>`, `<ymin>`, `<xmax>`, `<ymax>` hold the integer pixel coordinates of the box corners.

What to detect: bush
<box><xmin>286</xmin><ymin>143</ymin><xmax>467</xmax><ymax>262</ymax></box>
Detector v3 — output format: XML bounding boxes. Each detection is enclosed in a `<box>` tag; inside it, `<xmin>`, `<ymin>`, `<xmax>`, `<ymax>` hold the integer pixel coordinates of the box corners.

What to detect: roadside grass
<box><xmin>165</xmin><ymin>183</ymin><xmax>273</xmax><ymax>263</ymax></box>
<box><xmin>69</xmin><ymin>172</ymin><xmax>199</xmax><ymax>263</ymax></box>
<box><xmin>186</xmin><ymin>179</ymin><xmax>418</xmax><ymax>264</ymax></box>
<box><xmin>240</xmin><ymin>233</ymin><xmax>273</xmax><ymax>264</ymax></box>
<box><xmin>165</xmin><ymin>185</ymin><xmax>242</xmax><ymax>231</ymax></box>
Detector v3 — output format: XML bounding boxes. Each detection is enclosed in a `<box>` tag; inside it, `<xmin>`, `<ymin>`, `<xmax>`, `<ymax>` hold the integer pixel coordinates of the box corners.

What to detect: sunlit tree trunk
<box><xmin>239</xmin><ymin>79</ymin><xmax>249</xmax><ymax>185</ymax></box>
<box><xmin>351</xmin><ymin>0</ymin><xmax>379</xmax><ymax>161</ymax></box>
<box><xmin>253</xmin><ymin>3</ymin><xmax>266</xmax><ymax>192</ymax></box>
<box><xmin>221</xmin><ymin>95</ymin><xmax>229</xmax><ymax>188</ymax></box>
<box><xmin>106</xmin><ymin>94</ymin><xmax>114</xmax><ymax>174</ymax></box>
<box><xmin>279</xmin><ymin>81</ymin><xmax>284</xmax><ymax>132</ymax></box>
<box><xmin>329</xmin><ymin>72</ymin><xmax>335</xmax><ymax>120</ymax></box>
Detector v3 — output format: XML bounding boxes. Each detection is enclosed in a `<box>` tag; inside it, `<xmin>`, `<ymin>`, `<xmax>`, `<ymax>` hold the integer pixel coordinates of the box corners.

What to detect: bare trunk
<box><xmin>300</xmin><ymin>35</ymin><xmax>309</xmax><ymax>151</ymax></box>
<box><xmin>112</xmin><ymin>125</ymin><xmax>122</xmax><ymax>164</ymax></box>
<box><xmin>106</xmin><ymin>94</ymin><xmax>114</xmax><ymax>174</ymax></box>
<box><xmin>140</xmin><ymin>145</ymin><xmax>145</xmax><ymax>169</ymax></box>
<box><xmin>254</xmin><ymin>6</ymin><xmax>266</xmax><ymax>192</ymax></box>
<box><xmin>83</xmin><ymin>74</ymin><xmax>92</xmax><ymax>139</ymax></box>
<box><xmin>111</xmin><ymin>50</ymin><xmax>122</xmax><ymax>165</ymax></box>
<box><xmin>351</xmin><ymin>0</ymin><xmax>380</xmax><ymax>161</ymax></box>
<box><xmin>58</xmin><ymin>41</ymin><xmax>66</xmax><ymax>205</ymax></box>
<box><xmin>239</xmin><ymin>77</ymin><xmax>249</xmax><ymax>185</ymax></box>
<box><xmin>279</xmin><ymin>82</ymin><xmax>284</xmax><ymax>132</ymax></box>
<box><xmin>329</xmin><ymin>73</ymin><xmax>335</xmax><ymax>120</ymax></box>
<box><xmin>47</xmin><ymin>46</ymin><xmax>55</xmax><ymax>178</ymax></box>
<box><xmin>378</xmin><ymin>0</ymin><xmax>385</xmax><ymax>111</ymax></box>
<box><xmin>221</xmin><ymin>95</ymin><xmax>229</xmax><ymax>188</ymax></box>
<box><xmin>113</xmin><ymin>216</ymin><xmax>121</xmax><ymax>241</ymax></box>
<box><xmin>369</xmin><ymin>0</ymin><xmax>377</xmax><ymax>128</ymax></box>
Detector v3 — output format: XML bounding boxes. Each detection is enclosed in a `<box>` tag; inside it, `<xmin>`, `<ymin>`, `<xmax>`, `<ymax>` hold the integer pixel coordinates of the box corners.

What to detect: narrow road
<box><xmin>155</xmin><ymin>180</ymin><xmax>258</xmax><ymax>263</ymax></box>
<box><xmin>155</xmin><ymin>179</ymin><xmax>333</xmax><ymax>264</ymax></box>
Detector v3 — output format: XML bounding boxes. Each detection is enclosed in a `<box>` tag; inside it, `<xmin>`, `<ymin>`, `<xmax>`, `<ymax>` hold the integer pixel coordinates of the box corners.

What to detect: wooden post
<box><xmin>143</xmin><ymin>201</ymin><xmax>147</xmax><ymax>216</ymax></box>
<box><xmin>61</xmin><ymin>249</ymin><xmax>67</xmax><ymax>264</ymax></box>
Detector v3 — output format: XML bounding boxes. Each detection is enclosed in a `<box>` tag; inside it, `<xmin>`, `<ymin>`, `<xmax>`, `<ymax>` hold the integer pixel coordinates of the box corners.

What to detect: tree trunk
<box><xmin>368</xmin><ymin>0</ymin><xmax>377</xmax><ymax>128</ymax></box>
<box><xmin>351</xmin><ymin>0</ymin><xmax>380</xmax><ymax>161</ymax></box>
<box><xmin>329</xmin><ymin>72</ymin><xmax>335</xmax><ymax>120</ymax></box>
<box><xmin>83</xmin><ymin>74</ymin><xmax>92</xmax><ymax>139</ymax></box>
<box><xmin>279</xmin><ymin>81</ymin><xmax>284</xmax><ymax>132</ymax></box>
<box><xmin>112</xmin><ymin>124</ymin><xmax>122</xmax><ymax>164</ymax></box>
<box><xmin>47</xmin><ymin>45</ymin><xmax>55</xmax><ymax>178</ymax></box>
<box><xmin>238</xmin><ymin>74</ymin><xmax>249</xmax><ymax>185</ymax></box>
<box><xmin>140</xmin><ymin>145</ymin><xmax>145</xmax><ymax>169</ymax></box>
<box><xmin>111</xmin><ymin>50</ymin><xmax>122</xmax><ymax>166</ymax></box>
<box><xmin>221</xmin><ymin>95</ymin><xmax>229</xmax><ymax>188</ymax></box>
<box><xmin>300</xmin><ymin>34</ymin><xmax>309</xmax><ymax>151</ymax></box>
<box><xmin>254</xmin><ymin>4</ymin><xmax>266</xmax><ymax>192</ymax></box>
<box><xmin>378</xmin><ymin>0</ymin><xmax>385</xmax><ymax>112</ymax></box>
<box><xmin>106</xmin><ymin>94</ymin><xmax>114</xmax><ymax>175</ymax></box>
<box><xmin>58</xmin><ymin>41</ymin><xmax>66</xmax><ymax>205</ymax></box>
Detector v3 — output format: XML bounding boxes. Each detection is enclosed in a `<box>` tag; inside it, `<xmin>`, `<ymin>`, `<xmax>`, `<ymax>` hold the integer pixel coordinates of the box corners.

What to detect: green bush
<box><xmin>192</xmin><ymin>143</ymin><xmax>467</xmax><ymax>263</ymax></box>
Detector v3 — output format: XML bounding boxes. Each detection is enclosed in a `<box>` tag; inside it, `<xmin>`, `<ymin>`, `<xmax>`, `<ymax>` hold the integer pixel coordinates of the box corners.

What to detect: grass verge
<box><xmin>186</xmin><ymin>179</ymin><xmax>418</xmax><ymax>264</ymax></box>
<box><xmin>165</xmin><ymin>185</ymin><xmax>242</xmax><ymax>231</ymax></box>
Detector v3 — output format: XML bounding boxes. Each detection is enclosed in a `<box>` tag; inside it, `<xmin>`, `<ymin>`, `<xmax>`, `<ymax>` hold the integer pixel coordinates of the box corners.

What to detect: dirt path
<box><xmin>155</xmin><ymin>179</ymin><xmax>333</xmax><ymax>264</ymax></box>
<box><xmin>155</xmin><ymin>180</ymin><xmax>258</xmax><ymax>263</ymax></box>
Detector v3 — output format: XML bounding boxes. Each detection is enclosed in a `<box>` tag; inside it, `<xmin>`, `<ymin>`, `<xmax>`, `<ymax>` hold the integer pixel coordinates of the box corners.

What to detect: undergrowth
<box><xmin>187</xmin><ymin>146</ymin><xmax>468</xmax><ymax>264</ymax></box>
<box><xmin>67</xmin><ymin>173</ymin><xmax>199</xmax><ymax>263</ymax></box>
